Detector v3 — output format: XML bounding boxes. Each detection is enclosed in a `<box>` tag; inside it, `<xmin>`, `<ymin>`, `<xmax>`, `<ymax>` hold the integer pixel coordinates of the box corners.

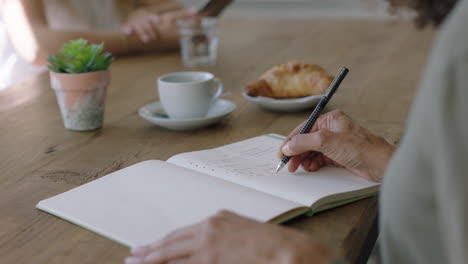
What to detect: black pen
<box><xmin>275</xmin><ymin>66</ymin><xmax>349</xmax><ymax>173</ymax></box>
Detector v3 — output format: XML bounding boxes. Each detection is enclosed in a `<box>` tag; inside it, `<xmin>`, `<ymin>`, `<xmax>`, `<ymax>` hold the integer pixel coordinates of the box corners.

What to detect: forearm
<box><xmin>3</xmin><ymin>0</ymin><xmax>179</xmax><ymax>66</ymax></box>
<box><xmin>32</xmin><ymin>28</ymin><xmax>129</xmax><ymax>65</ymax></box>
<box><xmin>30</xmin><ymin>28</ymin><xmax>177</xmax><ymax>65</ymax></box>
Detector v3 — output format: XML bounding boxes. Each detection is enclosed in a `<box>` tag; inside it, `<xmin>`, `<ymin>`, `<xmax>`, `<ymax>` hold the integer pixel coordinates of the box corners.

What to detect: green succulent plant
<box><xmin>48</xmin><ymin>39</ymin><xmax>113</xmax><ymax>74</ymax></box>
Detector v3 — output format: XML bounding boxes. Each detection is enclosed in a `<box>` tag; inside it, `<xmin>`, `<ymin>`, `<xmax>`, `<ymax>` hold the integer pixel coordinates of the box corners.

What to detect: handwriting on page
<box><xmin>185</xmin><ymin>136</ymin><xmax>285</xmax><ymax>179</ymax></box>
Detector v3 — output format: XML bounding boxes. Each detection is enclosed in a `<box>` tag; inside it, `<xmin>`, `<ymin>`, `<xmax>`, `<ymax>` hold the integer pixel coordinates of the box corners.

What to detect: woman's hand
<box><xmin>122</xmin><ymin>6</ymin><xmax>196</xmax><ymax>43</ymax></box>
<box><xmin>122</xmin><ymin>8</ymin><xmax>162</xmax><ymax>43</ymax></box>
<box><xmin>152</xmin><ymin>8</ymin><xmax>198</xmax><ymax>48</ymax></box>
<box><xmin>125</xmin><ymin>210</ymin><xmax>335</xmax><ymax>264</ymax></box>
<box><xmin>279</xmin><ymin>110</ymin><xmax>394</xmax><ymax>182</ymax></box>
<box><xmin>122</xmin><ymin>8</ymin><xmax>197</xmax><ymax>51</ymax></box>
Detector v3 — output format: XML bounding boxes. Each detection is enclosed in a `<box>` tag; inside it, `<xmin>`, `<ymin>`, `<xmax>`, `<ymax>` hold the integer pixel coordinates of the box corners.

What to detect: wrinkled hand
<box><xmin>279</xmin><ymin>110</ymin><xmax>394</xmax><ymax>182</ymax></box>
<box><xmin>122</xmin><ymin>8</ymin><xmax>162</xmax><ymax>43</ymax></box>
<box><xmin>125</xmin><ymin>210</ymin><xmax>335</xmax><ymax>264</ymax></box>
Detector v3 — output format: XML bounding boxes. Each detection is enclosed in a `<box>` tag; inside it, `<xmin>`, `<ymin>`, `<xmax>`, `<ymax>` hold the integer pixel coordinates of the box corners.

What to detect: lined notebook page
<box><xmin>36</xmin><ymin>160</ymin><xmax>301</xmax><ymax>247</ymax></box>
<box><xmin>167</xmin><ymin>135</ymin><xmax>379</xmax><ymax>205</ymax></box>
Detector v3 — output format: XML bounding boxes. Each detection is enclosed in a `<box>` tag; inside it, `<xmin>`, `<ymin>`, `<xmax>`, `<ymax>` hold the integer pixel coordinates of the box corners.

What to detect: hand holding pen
<box><xmin>276</xmin><ymin>66</ymin><xmax>395</xmax><ymax>181</ymax></box>
<box><xmin>276</xmin><ymin>67</ymin><xmax>349</xmax><ymax>173</ymax></box>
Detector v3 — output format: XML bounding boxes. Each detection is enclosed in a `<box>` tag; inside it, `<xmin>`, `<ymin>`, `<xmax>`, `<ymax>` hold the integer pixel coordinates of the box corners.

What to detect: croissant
<box><xmin>245</xmin><ymin>62</ymin><xmax>334</xmax><ymax>98</ymax></box>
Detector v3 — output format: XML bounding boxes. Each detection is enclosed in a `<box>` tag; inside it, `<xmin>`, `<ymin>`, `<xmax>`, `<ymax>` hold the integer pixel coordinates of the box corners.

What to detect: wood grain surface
<box><xmin>0</xmin><ymin>17</ymin><xmax>434</xmax><ymax>264</ymax></box>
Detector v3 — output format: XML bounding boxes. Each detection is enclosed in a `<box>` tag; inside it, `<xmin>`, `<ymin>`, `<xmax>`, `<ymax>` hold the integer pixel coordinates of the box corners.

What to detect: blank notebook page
<box><xmin>36</xmin><ymin>160</ymin><xmax>301</xmax><ymax>247</ymax></box>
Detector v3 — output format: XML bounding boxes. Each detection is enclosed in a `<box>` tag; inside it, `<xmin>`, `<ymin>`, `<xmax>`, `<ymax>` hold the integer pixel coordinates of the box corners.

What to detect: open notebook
<box><xmin>36</xmin><ymin>134</ymin><xmax>379</xmax><ymax>247</ymax></box>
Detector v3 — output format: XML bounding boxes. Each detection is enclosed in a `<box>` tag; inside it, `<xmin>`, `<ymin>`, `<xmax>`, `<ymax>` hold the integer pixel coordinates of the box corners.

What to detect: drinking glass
<box><xmin>177</xmin><ymin>17</ymin><xmax>219</xmax><ymax>67</ymax></box>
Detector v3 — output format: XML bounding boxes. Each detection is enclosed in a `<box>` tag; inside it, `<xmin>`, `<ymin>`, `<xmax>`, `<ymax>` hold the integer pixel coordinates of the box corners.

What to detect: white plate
<box><xmin>242</xmin><ymin>92</ymin><xmax>322</xmax><ymax>112</ymax></box>
<box><xmin>138</xmin><ymin>99</ymin><xmax>236</xmax><ymax>131</ymax></box>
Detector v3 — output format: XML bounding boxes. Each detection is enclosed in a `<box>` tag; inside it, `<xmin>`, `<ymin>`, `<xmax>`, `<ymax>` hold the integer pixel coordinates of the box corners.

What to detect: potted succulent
<box><xmin>48</xmin><ymin>39</ymin><xmax>113</xmax><ymax>131</ymax></box>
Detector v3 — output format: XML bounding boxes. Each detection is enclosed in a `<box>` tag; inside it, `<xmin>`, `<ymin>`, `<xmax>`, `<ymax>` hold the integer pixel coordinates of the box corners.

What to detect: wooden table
<box><xmin>0</xmin><ymin>17</ymin><xmax>434</xmax><ymax>264</ymax></box>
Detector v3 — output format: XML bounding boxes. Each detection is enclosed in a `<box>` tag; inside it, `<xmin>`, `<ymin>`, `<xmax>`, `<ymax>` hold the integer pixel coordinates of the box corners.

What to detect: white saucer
<box><xmin>138</xmin><ymin>99</ymin><xmax>236</xmax><ymax>131</ymax></box>
<box><xmin>242</xmin><ymin>92</ymin><xmax>322</xmax><ymax>112</ymax></box>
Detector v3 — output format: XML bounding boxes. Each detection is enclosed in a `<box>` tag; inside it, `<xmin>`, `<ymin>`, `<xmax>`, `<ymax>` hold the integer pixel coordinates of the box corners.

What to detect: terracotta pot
<box><xmin>50</xmin><ymin>70</ymin><xmax>110</xmax><ymax>131</ymax></box>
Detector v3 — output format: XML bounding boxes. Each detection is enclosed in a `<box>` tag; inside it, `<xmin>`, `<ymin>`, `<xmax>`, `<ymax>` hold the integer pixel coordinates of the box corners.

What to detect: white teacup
<box><xmin>158</xmin><ymin>72</ymin><xmax>223</xmax><ymax>119</ymax></box>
